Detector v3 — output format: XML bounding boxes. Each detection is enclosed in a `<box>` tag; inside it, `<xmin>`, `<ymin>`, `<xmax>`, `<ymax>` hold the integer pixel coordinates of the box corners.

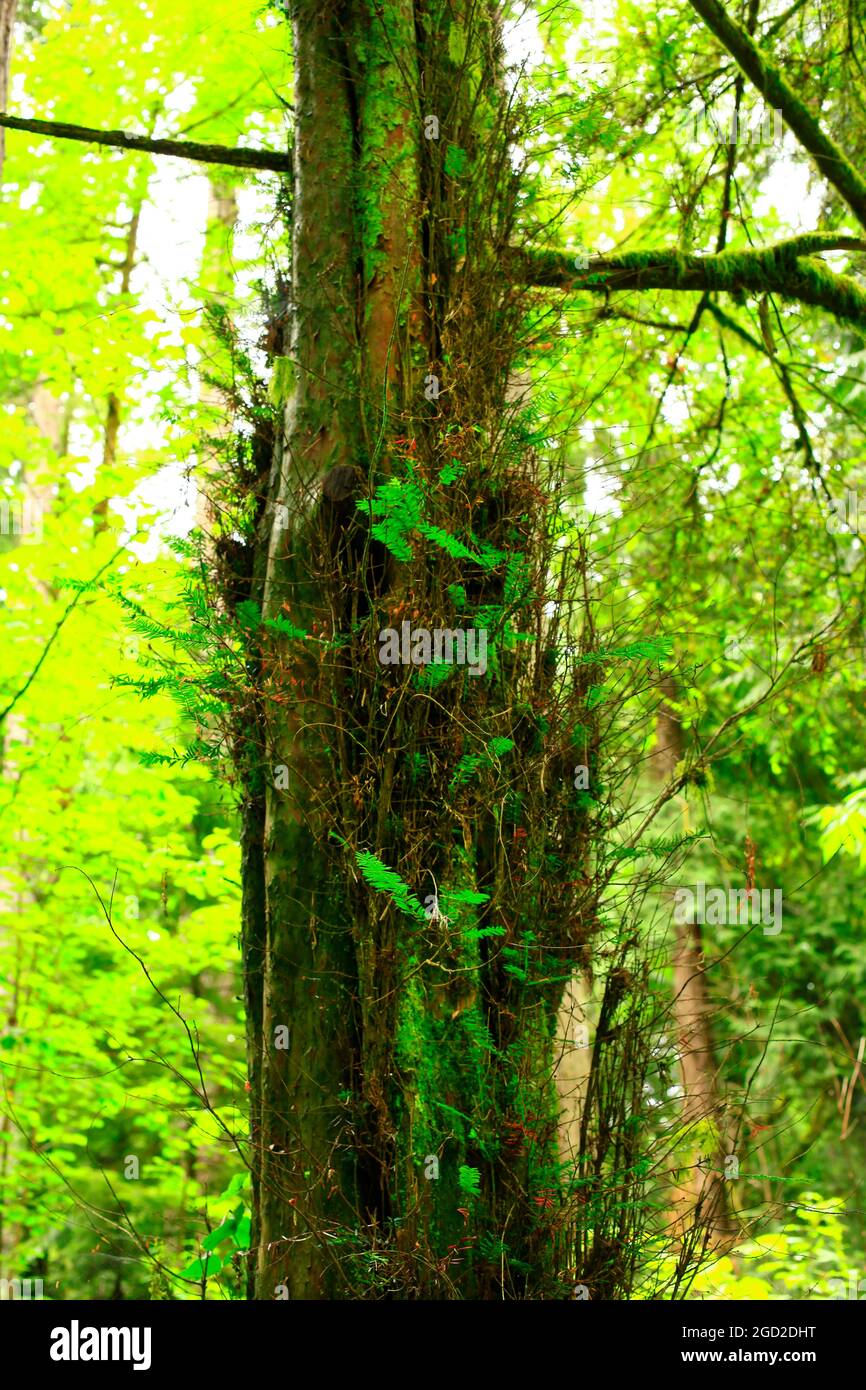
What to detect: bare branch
<box><xmin>0</xmin><ymin>113</ymin><xmax>291</xmax><ymax>173</ymax></box>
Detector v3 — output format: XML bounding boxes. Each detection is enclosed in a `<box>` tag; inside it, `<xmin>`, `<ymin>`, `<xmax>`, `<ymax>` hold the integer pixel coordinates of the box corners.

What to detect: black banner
<box><xmin>4</xmin><ymin>1297</ymin><xmax>858</xmax><ymax>1379</ymax></box>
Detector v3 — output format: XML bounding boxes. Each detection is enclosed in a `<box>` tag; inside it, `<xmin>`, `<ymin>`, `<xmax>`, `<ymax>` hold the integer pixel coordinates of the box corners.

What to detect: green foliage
<box><xmin>354</xmin><ymin>849</ymin><xmax>428</xmax><ymax>923</ymax></box>
<box><xmin>811</xmin><ymin>788</ymin><xmax>866</xmax><ymax>867</ymax></box>
<box><xmin>644</xmin><ymin>1196</ymin><xmax>860</xmax><ymax>1300</ymax></box>
<box><xmin>458</xmin><ymin>1164</ymin><xmax>482</xmax><ymax>1197</ymax></box>
<box><xmin>356</xmin><ymin>460</ymin><xmax>510</xmax><ymax>571</ymax></box>
<box><xmin>0</xmin><ymin>0</ymin><xmax>284</xmax><ymax>1299</ymax></box>
<box><xmin>180</xmin><ymin>1190</ymin><xmax>252</xmax><ymax>1287</ymax></box>
<box><xmin>5</xmin><ymin>0</ymin><xmax>866</xmax><ymax>1305</ymax></box>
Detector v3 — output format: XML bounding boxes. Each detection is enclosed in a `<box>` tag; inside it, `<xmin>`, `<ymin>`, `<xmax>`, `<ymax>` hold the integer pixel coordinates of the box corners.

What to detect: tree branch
<box><xmin>0</xmin><ymin>545</ymin><xmax>124</xmax><ymax>729</ymax></box>
<box><xmin>687</xmin><ymin>0</ymin><xmax>866</xmax><ymax>230</ymax></box>
<box><xmin>512</xmin><ymin>235</ymin><xmax>866</xmax><ymax>329</ymax></box>
<box><xmin>0</xmin><ymin>113</ymin><xmax>291</xmax><ymax>173</ymax></box>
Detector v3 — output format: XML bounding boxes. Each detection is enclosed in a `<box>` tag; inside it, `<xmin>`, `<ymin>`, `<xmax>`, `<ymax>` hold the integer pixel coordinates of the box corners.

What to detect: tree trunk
<box><xmin>654</xmin><ymin>675</ymin><xmax>732</xmax><ymax>1247</ymax></box>
<box><xmin>236</xmin><ymin>0</ymin><xmax>605</xmax><ymax>1299</ymax></box>
<box><xmin>0</xmin><ymin>0</ymin><xmax>15</xmax><ymax>184</ymax></box>
<box><xmin>93</xmin><ymin>202</ymin><xmax>142</xmax><ymax>531</ymax></box>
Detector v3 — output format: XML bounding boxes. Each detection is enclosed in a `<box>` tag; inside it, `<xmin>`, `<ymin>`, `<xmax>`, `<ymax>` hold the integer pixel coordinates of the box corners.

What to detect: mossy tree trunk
<box><xmin>242</xmin><ymin>0</ymin><xmax>603</xmax><ymax>1300</ymax></box>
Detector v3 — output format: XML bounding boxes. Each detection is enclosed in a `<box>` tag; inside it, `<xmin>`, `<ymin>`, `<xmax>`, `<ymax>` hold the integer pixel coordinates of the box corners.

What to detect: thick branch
<box><xmin>687</xmin><ymin>0</ymin><xmax>866</xmax><ymax>231</ymax></box>
<box><xmin>513</xmin><ymin>236</ymin><xmax>866</xmax><ymax>329</ymax></box>
<box><xmin>0</xmin><ymin>113</ymin><xmax>290</xmax><ymax>172</ymax></box>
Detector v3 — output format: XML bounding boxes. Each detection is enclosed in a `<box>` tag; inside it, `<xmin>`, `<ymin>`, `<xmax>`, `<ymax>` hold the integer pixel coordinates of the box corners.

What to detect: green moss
<box><xmin>357</xmin><ymin>2</ymin><xmax>419</xmax><ymax>281</ymax></box>
<box><xmin>541</xmin><ymin>239</ymin><xmax>866</xmax><ymax>329</ymax></box>
<box><xmin>689</xmin><ymin>0</ymin><xmax>866</xmax><ymax>229</ymax></box>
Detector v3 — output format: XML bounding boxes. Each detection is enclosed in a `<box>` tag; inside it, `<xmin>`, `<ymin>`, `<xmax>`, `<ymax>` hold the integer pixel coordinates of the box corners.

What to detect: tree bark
<box><xmin>0</xmin><ymin>0</ymin><xmax>15</xmax><ymax>183</ymax></box>
<box><xmin>92</xmin><ymin>202</ymin><xmax>143</xmax><ymax>532</ymax></box>
<box><xmin>252</xmin><ymin>0</ymin><xmax>366</xmax><ymax>1301</ymax></box>
<box><xmin>654</xmin><ymin>675</ymin><xmax>732</xmax><ymax>1247</ymax></box>
<box><xmin>245</xmin><ymin>0</ymin><xmax>601</xmax><ymax>1299</ymax></box>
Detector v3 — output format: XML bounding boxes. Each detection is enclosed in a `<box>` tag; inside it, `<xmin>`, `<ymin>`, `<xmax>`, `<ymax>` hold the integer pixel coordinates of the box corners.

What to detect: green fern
<box><xmin>458</xmin><ymin>1164</ymin><xmax>482</xmax><ymax>1197</ymax></box>
<box><xmin>264</xmin><ymin>615</ymin><xmax>309</xmax><ymax>640</ymax></box>
<box><xmin>416</xmin><ymin>522</ymin><xmax>478</xmax><ymax>562</ymax></box>
<box><xmin>576</xmin><ymin>636</ymin><xmax>674</xmax><ymax>666</ymax></box>
<box><xmin>354</xmin><ymin>849</ymin><xmax>427</xmax><ymax>923</ymax></box>
<box><xmin>414</xmin><ymin>660</ymin><xmax>457</xmax><ymax>690</ymax></box>
<box><xmin>138</xmin><ymin>738</ymin><xmax>219</xmax><ymax>768</ymax></box>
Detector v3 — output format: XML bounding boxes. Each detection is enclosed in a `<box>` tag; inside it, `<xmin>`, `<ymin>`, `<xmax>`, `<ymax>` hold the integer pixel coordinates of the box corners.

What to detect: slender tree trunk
<box><xmin>101</xmin><ymin>205</ymin><xmax>141</xmax><ymax>471</ymax></box>
<box><xmin>91</xmin><ymin>201</ymin><xmax>143</xmax><ymax>534</ymax></box>
<box><xmin>654</xmin><ymin>675</ymin><xmax>732</xmax><ymax>1246</ymax></box>
<box><xmin>554</xmin><ymin>974</ymin><xmax>594</xmax><ymax>1168</ymax></box>
<box><xmin>195</xmin><ymin>180</ymin><xmax>238</xmax><ymax>533</ymax></box>
<box><xmin>0</xmin><ymin>0</ymin><xmax>15</xmax><ymax>184</ymax></box>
